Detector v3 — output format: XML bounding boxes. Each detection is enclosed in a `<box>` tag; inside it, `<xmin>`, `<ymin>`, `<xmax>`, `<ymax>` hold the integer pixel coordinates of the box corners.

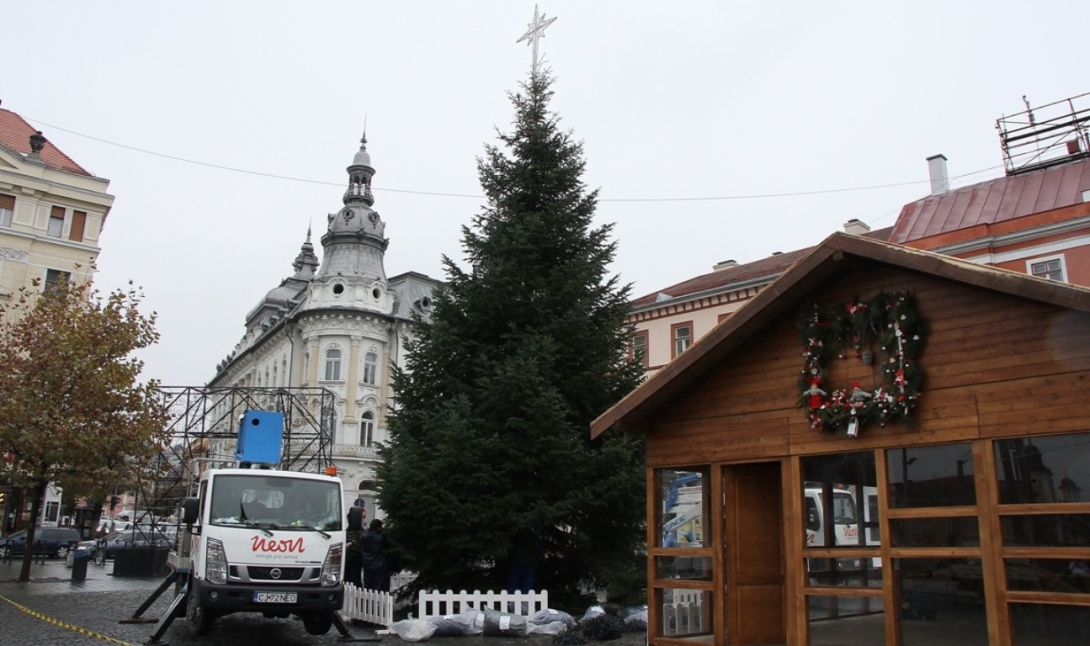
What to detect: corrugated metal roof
<box><xmin>0</xmin><ymin>108</ymin><xmax>90</xmax><ymax>176</ymax></box>
<box><xmin>890</xmin><ymin>157</ymin><xmax>1090</xmax><ymax>244</ymax></box>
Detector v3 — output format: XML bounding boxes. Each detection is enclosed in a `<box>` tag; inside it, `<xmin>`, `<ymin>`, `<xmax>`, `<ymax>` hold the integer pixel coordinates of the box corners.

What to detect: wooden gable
<box><xmin>593</xmin><ymin>232</ymin><xmax>1090</xmax><ymax>461</ymax></box>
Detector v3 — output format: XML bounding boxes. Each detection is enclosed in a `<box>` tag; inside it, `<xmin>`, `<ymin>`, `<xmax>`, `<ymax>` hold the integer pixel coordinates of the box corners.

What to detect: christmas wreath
<box><xmin>797</xmin><ymin>291</ymin><xmax>927</xmax><ymax>436</ymax></box>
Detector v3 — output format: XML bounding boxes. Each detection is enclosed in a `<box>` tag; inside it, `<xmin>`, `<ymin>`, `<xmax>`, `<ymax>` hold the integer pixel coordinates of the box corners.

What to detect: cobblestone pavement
<box><xmin>0</xmin><ymin>588</ymin><xmax>648</xmax><ymax>646</ymax></box>
<box><xmin>0</xmin><ymin>564</ymin><xmax>648</xmax><ymax>646</ymax></box>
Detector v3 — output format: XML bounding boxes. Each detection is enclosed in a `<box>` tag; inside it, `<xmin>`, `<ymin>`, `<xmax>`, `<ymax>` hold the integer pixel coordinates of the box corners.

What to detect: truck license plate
<box><xmin>254</xmin><ymin>592</ymin><xmax>297</xmax><ymax>604</ymax></box>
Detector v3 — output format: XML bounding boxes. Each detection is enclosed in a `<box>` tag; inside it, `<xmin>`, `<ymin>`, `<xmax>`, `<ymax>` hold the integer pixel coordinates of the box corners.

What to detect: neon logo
<box><xmin>251</xmin><ymin>536</ymin><xmax>305</xmax><ymax>553</ymax></box>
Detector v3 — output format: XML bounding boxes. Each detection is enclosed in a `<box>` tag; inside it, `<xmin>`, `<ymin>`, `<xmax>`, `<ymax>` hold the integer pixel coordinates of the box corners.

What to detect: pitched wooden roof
<box><xmin>0</xmin><ymin>108</ymin><xmax>90</xmax><ymax>176</ymax></box>
<box><xmin>890</xmin><ymin>158</ymin><xmax>1090</xmax><ymax>245</ymax></box>
<box><xmin>591</xmin><ymin>231</ymin><xmax>1090</xmax><ymax>438</ymax></box>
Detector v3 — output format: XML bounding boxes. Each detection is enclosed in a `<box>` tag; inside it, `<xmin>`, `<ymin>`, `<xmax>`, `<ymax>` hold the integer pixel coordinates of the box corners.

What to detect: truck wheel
<box><xmin>302</xmin><ymin>612</ymin><xmax>334</xmax><ymax>635</ymax></box>
<box><xmin>185</xmin><ymin>581</ymin><xmax>215</xmax><ymax>635</ymax></box>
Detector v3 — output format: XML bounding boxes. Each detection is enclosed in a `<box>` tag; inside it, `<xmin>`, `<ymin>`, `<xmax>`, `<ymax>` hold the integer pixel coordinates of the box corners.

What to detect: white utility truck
<box><xmin>176</xmin><ymin>410</ymin><xmax>355</xmax><ymax>637</ymax></box>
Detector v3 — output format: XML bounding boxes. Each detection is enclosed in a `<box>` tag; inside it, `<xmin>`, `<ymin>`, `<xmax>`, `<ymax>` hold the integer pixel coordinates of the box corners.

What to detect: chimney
<box><xmin>713</xmin><ymin>259</ymin><xmax>738</xmax><ymax>271</ymax></box>
<box><xmin>843</xmin><ymin>219</ymin><xmax>871</xmax><ymax>235</ymax></box>
<box><xmin>927</xmin><ymin>154</ymin><xmax>950</xmax><ymax>196</ymax></box>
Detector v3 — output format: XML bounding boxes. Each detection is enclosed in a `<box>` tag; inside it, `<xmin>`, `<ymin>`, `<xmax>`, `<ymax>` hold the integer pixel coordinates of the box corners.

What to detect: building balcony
<box><xmin>331</xmin><ymin>444</ymin><xmax>380</xmax><ymax>460</ymax></box>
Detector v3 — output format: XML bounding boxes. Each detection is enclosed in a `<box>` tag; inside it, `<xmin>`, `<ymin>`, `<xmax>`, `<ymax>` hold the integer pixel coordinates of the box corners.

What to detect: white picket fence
<box><xmin>418</xmin><ymin>589</ymin><xmax>549</xmax><ymax>619</ymax></box>
<box><xmin>342</xmin><ymin>583</ymin><xmax>395</xmax><ymax>627</ymax></box>
<box><xmin>342</xmin><ymin>581</ymin><xmax>549</xmax><ymax>627</ymax></box>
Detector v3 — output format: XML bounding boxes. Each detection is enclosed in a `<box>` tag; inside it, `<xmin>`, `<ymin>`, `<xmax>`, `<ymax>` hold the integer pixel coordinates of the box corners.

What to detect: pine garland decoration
<box><xmin>797</xmin><ymin>291</ymin><xmax>928</xmax><ymax>436</ymax></box>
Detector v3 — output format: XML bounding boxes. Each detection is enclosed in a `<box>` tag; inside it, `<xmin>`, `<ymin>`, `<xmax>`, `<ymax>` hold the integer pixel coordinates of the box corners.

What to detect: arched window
<box><xmin>363</xmin><ymin>352</ymin><xmax>378</xmax><ymax>385</ymax></box>
<box><xmin>324</xmin><ymin>348</ymin><xmax>342</xmax><ymax>381</ymax></box>
<box><xmin>361</xmin><ymin>411</ymin><xmax>375</xmax><ymax>447</ymax></box>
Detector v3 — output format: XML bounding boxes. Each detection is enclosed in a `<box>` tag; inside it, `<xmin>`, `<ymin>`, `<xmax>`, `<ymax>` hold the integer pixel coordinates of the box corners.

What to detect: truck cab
<box><xmin>182</xmin><ymin>467</ymin><xmax>347</xmax><ymax>636</ymax></box>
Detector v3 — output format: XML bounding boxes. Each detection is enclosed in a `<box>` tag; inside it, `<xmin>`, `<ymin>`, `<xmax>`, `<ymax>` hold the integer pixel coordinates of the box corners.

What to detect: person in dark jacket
<box><xmin>344</xmin><ymin>510</ymin><xmax>365</xmax><ymax>587</ymax></box>
<box><xmin>360</xmin><ymin>519</ymin><xmax>391</xmax><ymax>592</ymax></box>
<box><xmin>506</xmin><ymin>529</ymin><xmax>542</xmax><ymax>594</ymax></box>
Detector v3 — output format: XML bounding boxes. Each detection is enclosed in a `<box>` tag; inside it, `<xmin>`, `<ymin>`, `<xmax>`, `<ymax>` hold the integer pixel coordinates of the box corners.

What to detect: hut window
<box><xmin>655</xmin><ymin>588</ymin><xmax>712</xmax><ymax>638</ymax></box>
<box><xmin>801</xmin><ymin>452</ymin><xmax>880</xmax><ymax>592</ymax></box>
<box><xmin>894</xmin><ymin>557</ymin><xmax>987</xmax><ymax>642</ymax></box>
<box><xmin>802</xmin><ymin>451</ymin><xmax>878</xmax><ymax>550</ymax></box>
<box><xmin>671</xmin><ymin>322</ymin><xmax>692</xmax><ymax>359</ymax></box>
<box><xmin>994</xmin><ymin>432</ymin><xmax>1089</xmax><ymax>505</ymax></box>
<box><xmin>657</xmin><ymin>467</ymin><xmax>709</xmax><ymax>548</ymax></box>
<box><xmin>887</xmin><ymin>444</ymin><xmax>976</xmax><ymax>508</ymax></box>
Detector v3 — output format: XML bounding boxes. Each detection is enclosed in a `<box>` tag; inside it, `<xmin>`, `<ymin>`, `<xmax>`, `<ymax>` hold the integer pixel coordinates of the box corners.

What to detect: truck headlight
<box><xmin>206</xmin><ymin>538</ymin><xmax>228</xmax><ymax>585</ymax></box>
<box><xmin>321</xmin><ymin>543</ymin><xmax>343</xmax><ymax>587</ymax></box>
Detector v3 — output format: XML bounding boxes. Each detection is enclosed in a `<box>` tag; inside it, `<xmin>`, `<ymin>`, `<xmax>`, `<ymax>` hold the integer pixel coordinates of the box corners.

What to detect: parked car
<box><xmin>0</xmin><ymin>527</ymin><xmax>81</xmax><ymax>558</ymax></box>
<box><xmin>76</xmin><ymin>528</ymin><xmax>172</xmax><ymax>560</ymax></box>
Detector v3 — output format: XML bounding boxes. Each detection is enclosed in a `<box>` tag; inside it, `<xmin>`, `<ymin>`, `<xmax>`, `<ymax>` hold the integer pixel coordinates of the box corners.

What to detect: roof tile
<box><xmin>0</xmin><ymin>108</ymin><xmax>90</xmax><ymax>176</ymax></box>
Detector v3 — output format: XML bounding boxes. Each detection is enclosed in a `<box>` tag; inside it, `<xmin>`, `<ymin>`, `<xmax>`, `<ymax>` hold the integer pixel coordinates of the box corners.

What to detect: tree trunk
<box><xmin>18</xmin><ymin>480</ymin><xmax>47</xmax><ymax>582</ymax></box>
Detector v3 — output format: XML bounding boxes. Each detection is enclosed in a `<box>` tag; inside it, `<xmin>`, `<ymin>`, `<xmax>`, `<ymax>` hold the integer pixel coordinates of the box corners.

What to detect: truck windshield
<box><xmin>832</xmin><ymin>492</ymin><xmax>857</xmax><ymax>524</ymax></box>
<box><xmin>209</xmin><ymin>474</ymin><xmax>342</xmax><ymax>531</ymax></box>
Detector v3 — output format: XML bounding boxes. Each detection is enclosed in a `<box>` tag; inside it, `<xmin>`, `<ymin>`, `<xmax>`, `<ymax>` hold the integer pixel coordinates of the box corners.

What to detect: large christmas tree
<box><xmin>378</xmin><ymin>72</ymin><xmax>646</xmax><ymax>607</ymax></box>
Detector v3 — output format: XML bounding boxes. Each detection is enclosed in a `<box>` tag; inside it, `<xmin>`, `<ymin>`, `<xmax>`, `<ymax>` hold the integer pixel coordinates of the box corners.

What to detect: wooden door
<box><xmin>724</xmin><ymin>462</ymin><xmax>786</xmax><ymax>645</ymax></box>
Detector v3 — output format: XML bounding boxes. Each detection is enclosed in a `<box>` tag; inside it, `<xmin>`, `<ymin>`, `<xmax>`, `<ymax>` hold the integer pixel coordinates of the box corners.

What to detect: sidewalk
<box><xmin>0</xmin><ymin>557</ymin><xmax>167</xmax><ymax>595</ymax></box>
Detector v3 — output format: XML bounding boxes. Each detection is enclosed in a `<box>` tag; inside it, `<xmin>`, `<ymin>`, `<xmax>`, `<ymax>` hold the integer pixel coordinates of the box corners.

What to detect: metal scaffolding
<box><xmin>129</xmin><ymin>386</ymin><xmax>337</xmax><ymax>546</ymax></box>
<box><xmin>997</xmin><ymin>92</ymin><xmax>1090</xmax><ymax>176</ymax></box>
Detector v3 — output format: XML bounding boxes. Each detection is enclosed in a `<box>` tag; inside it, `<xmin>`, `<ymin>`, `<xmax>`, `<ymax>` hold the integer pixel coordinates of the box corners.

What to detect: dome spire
<box><xmin>345</xmin><ymin>130</ymin><xmax>375</xmax><ymax>207</ymax></box>
<box><xmin>292</xmin><ymin>225</ymin><xmax>320</xmax><ymax>280</ymax></box>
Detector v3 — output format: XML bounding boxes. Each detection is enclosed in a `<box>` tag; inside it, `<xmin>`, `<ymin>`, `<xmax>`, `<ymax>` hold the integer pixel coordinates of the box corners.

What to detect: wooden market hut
<box><xmin>591</xmin><ymin>232</ymin><xmax>1090</xmax><ymax>646</ymax></box>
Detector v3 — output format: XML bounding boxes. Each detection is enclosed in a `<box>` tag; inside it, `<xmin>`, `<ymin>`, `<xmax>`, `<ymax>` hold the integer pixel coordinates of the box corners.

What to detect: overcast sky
<box><xmin>3</xmin><ymin>2</ymin><xmax>1086</xmax><ymax>387</ymax></box>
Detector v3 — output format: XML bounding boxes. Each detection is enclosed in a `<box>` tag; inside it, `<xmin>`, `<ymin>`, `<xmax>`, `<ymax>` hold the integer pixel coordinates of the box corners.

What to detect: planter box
<box><xmin>113</xmin><ymin>547</ymin><xmax>170</xmax><ymax>577</ymax></box>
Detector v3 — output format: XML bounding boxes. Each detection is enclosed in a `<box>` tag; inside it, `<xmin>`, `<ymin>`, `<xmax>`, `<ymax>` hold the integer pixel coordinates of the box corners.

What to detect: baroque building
<box><xmin>208</xmin><ymin>135</ymin><xmax>440</xmax><ymax>521</ymax></box>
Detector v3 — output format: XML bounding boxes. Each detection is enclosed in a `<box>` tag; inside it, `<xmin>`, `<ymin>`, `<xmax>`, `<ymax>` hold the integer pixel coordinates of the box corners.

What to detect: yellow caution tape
<box><xmin>0</xmin><ymin>592</ymin><xmax>139</xmax><ymax>646</ymax></box>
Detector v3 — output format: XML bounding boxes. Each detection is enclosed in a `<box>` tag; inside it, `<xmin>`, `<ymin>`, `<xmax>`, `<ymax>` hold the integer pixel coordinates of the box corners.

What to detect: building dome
<box><xmin>327</xmin><ymin>204</ymin><xmax>385</xmax><ymax>239</ymax></box>
<box><xmin>353</xmin><ymin>146</ymin><xmax>372</xmax><ymax>168</ymax></box>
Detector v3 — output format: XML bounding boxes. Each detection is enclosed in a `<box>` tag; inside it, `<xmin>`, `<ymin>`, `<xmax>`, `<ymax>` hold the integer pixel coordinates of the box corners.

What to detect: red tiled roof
<box><xmin>890</xmin><ymin>157</ymin><xmax>1090</xmax><ymax>245</ymax></box>
<box><xmin>0</xmin><ymin>108</ymin><xmax>90</xmax><ymax>176</ymax></box>
<box><xmin>631</xmin><ymin>227</ymin><xmax>893</xmax><ymax>307</ymax></box>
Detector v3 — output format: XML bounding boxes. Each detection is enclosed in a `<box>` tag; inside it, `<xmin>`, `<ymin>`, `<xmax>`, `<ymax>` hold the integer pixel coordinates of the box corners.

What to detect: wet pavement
<box><xmin>0</xmin><ymin>559</ymin><xmax>648</xmax><ymax>646</ymax></box>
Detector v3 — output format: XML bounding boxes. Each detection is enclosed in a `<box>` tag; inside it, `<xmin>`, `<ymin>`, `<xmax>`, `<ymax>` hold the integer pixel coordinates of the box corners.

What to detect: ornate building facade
<box><xmin>208</xmin><ymin>135</ymin><xmax>440</xmax><ymax>521</ymax></box>
<box><xmin>0</xmin><ymin>107</ymin><xmax>113</xmax><ymax>310</ymax></box>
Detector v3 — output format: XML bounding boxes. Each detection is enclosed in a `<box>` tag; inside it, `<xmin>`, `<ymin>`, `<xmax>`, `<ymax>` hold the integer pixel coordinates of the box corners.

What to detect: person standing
<box><xmin>506</xmin><ymin>529</ymin><xmax>541</xmax><ymax>594</ymax></box>
<box><xmin>360</xmin><ymin>519</ymin><xmax>391</xmax><ymax>592</ymax></box>
<box><xmin>344</xmin><ymin>509</ymin><xmax>365</xmax><ymax>587</ymax></box>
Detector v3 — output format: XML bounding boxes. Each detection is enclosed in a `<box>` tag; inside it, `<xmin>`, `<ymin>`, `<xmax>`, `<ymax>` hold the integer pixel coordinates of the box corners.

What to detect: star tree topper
<box><xmin>517</xmin><ymin>5</ymin><xmax>558</xmax><ymax>79</ymax></box>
